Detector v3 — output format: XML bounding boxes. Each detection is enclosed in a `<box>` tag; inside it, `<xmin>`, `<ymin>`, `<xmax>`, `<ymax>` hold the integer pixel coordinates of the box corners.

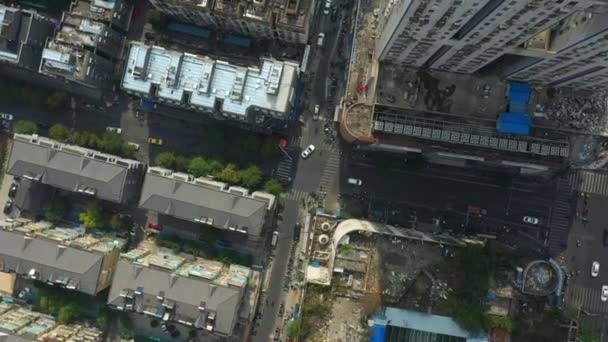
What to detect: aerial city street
<box><xmin>2</xmin><ymin>0</ymin><xmax>608</xmax><ymax>341</ymax></box>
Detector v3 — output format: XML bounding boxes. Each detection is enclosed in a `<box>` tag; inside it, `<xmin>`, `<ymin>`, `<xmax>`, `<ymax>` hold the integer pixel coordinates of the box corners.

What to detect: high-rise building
<box><xmin>375</xmin><ymin>0</ymin><xmax>608</xmax><ymax>89</ymax></box>
<box><xmin>148</xmin><ymin>0</ymin><xmax>314</xmax><ymax>44</ymax></box>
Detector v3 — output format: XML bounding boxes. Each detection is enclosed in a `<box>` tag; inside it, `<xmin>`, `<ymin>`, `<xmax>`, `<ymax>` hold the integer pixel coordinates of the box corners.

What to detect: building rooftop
<box><xmin>0</xmin><ymin>219</ymin><xmax>125</xmax><ymax>295</ymax></box>
<box><xmin>122</xmin><ymin>42</ymin><xmax>298</xmax><ymax>117</ymax></box>
<box><xmin>108</xmin><ymin>240</ymin><xmax>251</xmax><ymax>336</ymax></box>
<box><xmin>39</xmin><ymin>39</ymin><xmax>94</xmax><ymax>83</ymax></box>
<box><xmin>139</xmin><ymin>167</ymin><xmax>274</xmax><ymax>236</ymax></box>
<box><xmin>69</xmin><ymin>0</ymin><xmax>131</xmax><ymax>32</ymax></box>
<box><xmin>7</xmin><ymin>134</ymin><xmax>143</xmax><ymax>203</ymax></box>
<box><xmin>0</xmin><ymin>6</ymin><xmax>28</xmax><ymax>63</ymax></box>
<box><xmin>56</xmin><ymin>14</ymin><xmax>122</xmax><ymax>57</ymax></box>
<box><xmin>0</xmin><ymin>304</ymin><xmax>102</xmax><ymax>341</ymax></box>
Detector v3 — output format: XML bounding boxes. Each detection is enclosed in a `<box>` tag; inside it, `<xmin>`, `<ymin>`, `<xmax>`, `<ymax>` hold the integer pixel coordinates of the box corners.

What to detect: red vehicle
<box><xmin>147</xmin><ymin>223</ymin><xmax>163</xmax><ymax>231</ymax></box>
<box><xmin>132</xmin><ymin>7</ymin><xmax>141</xmax><ymax>20</ymax></box>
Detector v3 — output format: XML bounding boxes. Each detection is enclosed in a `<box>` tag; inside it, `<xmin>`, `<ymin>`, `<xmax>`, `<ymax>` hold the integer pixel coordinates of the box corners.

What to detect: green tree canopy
<box><xmin>263</xmin><ymin>179</ymin><xmax>284</xmax><ymax>195</ymax></box>
<box><xmin>148</xmin><ymin>10</ymin><xmax>168</xmax><ymax>31</ymax></box>
<box><xmin>97</xmin><ymin>132</ymin><xmax>125</xmax><ymax>155</ymax></box>
<box><xmin>14</xmin><ymin>120</ymin><xmax>37</xmax><ymax>134</ymax></box>
<box><xmin>188</xmin><ymin>157</ymin><xmax>209</xmax><ymax>177</ymax></box>
<box><xmin>238</xmin><ymin>165</ymin><xmax>263</xmax><ymax>188</ymax></box>
<box><xmin>49</xmin><ymin>124</ymin><xmax>71</xmax><ymax>142</ymax></box>
<box><xmin>217</xmin><ymin>163</ymin><xmax>240</xmax><ymax>184</ymax></box>
<box><xmin>43</xmin><ymin>197</ymin><xmax>69</xmax><ymax>224</ymax></box>
<box><xmin>175</xmin><ymin>155</ymin><xmax>191</xmax><ymax>172</ymax></box>
<box><xmin>207</xmin><ymin>159</ymin><xmax>224</xmax><ymax>176</ymax></box>
<box><xmin>70</xmin><ymin>131</ymin><xmax>98</xmax><ymax>148</ymax></box>
<box><xmin>79</xmin><ymin>201</ymin><xmax>107</xmax><ymax>229</ymax></box>
<box><xmin>155</xmin><ymin>152</ymin><xmax>176</xmax><ymax>169</ymax></box>
<box><xmin>287</xmin><ymin>318</ymin><xmax>310</xmax><ymax>339</ymax></box>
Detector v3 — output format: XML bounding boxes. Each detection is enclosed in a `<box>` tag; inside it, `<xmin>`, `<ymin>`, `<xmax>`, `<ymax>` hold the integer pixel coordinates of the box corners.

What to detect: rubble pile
<box><xmin>544</xmin><ymin>92</ymin><xmax>608</xmax><ymax>133</ymax></box>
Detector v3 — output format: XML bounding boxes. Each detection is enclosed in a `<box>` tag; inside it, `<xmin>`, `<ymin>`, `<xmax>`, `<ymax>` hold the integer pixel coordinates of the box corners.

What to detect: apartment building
<box><xmin>375</xmin><ymin>0</ymin><xmax>608</xmax><ymax>89</ymax></box>
<box><xmin>55</xmin><ymin>13</ymin><xmax>124</xmax><ymax>60</ymax></box>
<box><xmin>108</xmin><ymin>240</ymin><xmax>258</xmax><ymax>338</ymax></box>
<box><xmin>6</xmin><ymin>134</ymin><xmax>144</xmax><ymax>204</ymax></box>
<box><xmin>0</xmin><ymin>5</ymin><xmax>55</xmax><ymax>71</ymax></box>
<box><xmin>68</xmin><ymin>0</ymin><xmax>133</xmax><ymax>33</ymax></box>
<box><xmin>0</xmin><ymin>220</ymin><xmax>125</xmax><ymax>296</ymax></box>
<box><xmin>148</xmin><ymin>0</ymin><xmax>314</xmax><ymax>44</ymax></box>
<box><xmin>122</xmin><ymin>42</ymin><xmax>298</xmax><ymax>129</ymax></box>
<box><xmin>139</xmin><ymin>167</ymin><xmax>276</xmax><ymax>239</ymax></box>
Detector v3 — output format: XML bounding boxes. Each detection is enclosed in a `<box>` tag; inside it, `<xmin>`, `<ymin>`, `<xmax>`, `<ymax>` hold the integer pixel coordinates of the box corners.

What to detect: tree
<box><xmin>485</xmin><ymin>314</ymin><xmax>514</xmax><ymax>332</ymax></box>
<box><xmin>70</xmin><ymin>131</ymin><xmax>98</xmax><ymax>148</ymax></box>
<box><xmin>97</xmin><ymin>132</ymin><xmax>125</xmax><ymax>155</ymax></box>
<box><xmin>148</xmin><ymin>10</ymin><xmax>168</xmax><ymax>31</ymax></box>
<box><xmin>188</xmin><ymin>157</ymin><xmax>209</xmax><ymax>177</ymax></box>
<box><xmin>217</xmin><ymin>163</ymin><xmax>240</xmax><ymax>184</ymax></box>
<box><xmin>46</xmin><ymin>91</ymin><xmax>67</xmax><ymax>110</ymax></box>
<box><xmin>287</xmin><ymin>319</ymin><xmax>309</xmax><ymax>339</ymax></box>
<box><xmin>263</xmin><ymin>179</ymin><xmax>284</xmax><ymax>195</ymax></box>
<box><xmin>110</xmin><ymin>215</ymin><xmax>123</xmax><ymax>231</ymax></box>
<box><xmin>58</xmin><ymin>303</ymin><xmax>80</xmax><ymax>324</ymax></box>
<box><xmin>207</xmin><ymin>159</ymin><xmax>224</xmax><ymax>176</ymax></box>
<box><xmin>14</xmin><ymin>120</ymin><xmax>37</xmax><ymax>134</ymax></box>
<box><xmin>175</xmin><ymin>155</ymin><xmax>191</xmax><ymax>172</ymax></box>
<box><xmin>578</xmin><ymin>327</ymin><xmax>599</xmax><ymax>342</ymax></box>
<box><xmin>43</xmin><ymin>197</ymin><xmax>69</xmax><ymax>224</ymax></box>
<box><xmin>238</xmin><ymin>165</ymin><xmax>263</xmax><ymax>188</ymax></box>
<box><xmin>155</xmin><ymin>152</ymin><xmax>176</xmax><ymax>169</ymax></box>
<box><xmin>79</xmin><ymin>201</ymin><xmax>107</xmax><ymax>229</ymax></box>
<box><xmin>49</xmin><ymin>124</ymin><xmax>71</xmax><ymax>142</ymax></box>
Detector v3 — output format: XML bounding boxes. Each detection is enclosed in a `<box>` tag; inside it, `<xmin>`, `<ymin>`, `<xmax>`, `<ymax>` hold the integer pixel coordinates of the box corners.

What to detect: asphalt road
<box><xmin>565</xmin><ymin>193</ymin><xmax>608</xmax><ymax>316</ymax></box>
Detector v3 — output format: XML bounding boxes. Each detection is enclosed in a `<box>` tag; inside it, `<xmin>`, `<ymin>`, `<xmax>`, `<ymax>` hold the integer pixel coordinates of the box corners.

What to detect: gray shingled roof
<box><xmin>139</xmin><ymin>172</ymin><xmax>267</xmax><ymax>235</ymax></box>
<box><xmin>107</xmin><ymin>260</ymin><xmax>243</xmax><ymax>336</ymax></box>
<box><xmin>0</xmin><ymin>229</ymin><xmax>104</xmax><ymax>295</ymax></box>
<box><xmin>6</xmin><ymin>138</ymin><xmax>137</xmax><ymax>203</ymax></box>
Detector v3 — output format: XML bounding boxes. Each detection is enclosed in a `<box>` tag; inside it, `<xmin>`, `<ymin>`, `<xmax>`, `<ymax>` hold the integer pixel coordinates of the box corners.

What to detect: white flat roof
<box><xmin>122</xmin><ymin>42</ymin><xmax>298</xmax><ymax>116</ymax></box>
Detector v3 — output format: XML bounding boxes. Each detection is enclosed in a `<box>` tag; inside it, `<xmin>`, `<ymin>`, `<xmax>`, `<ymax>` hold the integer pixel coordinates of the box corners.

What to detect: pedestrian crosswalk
<box><xmin>281</xmin><ymin>189</ymin><xmax>310</xmax><ymax>202</ymax></box>
<box><xmin>569</xmin><ymin>285</ymin><xmax>608</xmax><ymax>314</ymax></box>
<box><xmin>319</xmin><ymin>150</ymin><xmax>341</xmax><ymax>192</ymax></box>
<box><xmin>548</xmin><ymin>176</ymin><xmax>574</xmax><ymax>255</ymax></box>
<box><xmin>289</xmin><ymin>134</ymin><xmax>338</xmax><ymax>152</ymax></box>
<box><xmin>569</xmin><ymin>170</ymin><xmax>608</xmax><ymax>196</ymax></box>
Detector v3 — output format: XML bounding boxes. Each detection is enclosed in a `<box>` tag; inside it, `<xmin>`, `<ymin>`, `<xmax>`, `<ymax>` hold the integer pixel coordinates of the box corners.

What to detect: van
<box><xmin>347</xmin><ymin>178</ymin><xmax>362</xmax><ymax>186</ymax></box>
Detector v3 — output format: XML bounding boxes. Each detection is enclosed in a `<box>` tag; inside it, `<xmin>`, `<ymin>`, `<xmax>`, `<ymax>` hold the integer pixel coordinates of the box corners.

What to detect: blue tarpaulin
<box><xmin>497</xmin><ymin>112</ymin><xmax>530</xmax><ymax>135</ymax></box>
<box><xmin>167</xmin><ymin>21</ymin><xmax>211</xmax><ymax>38</ymax></box>
<box><xmin>223</xmin><ymin>34</ymin><xmax>251</xmax><ymax>48</ymax></box>
<box><xmin>508</xmin><ymin>82</ymin><xmax>530</xmax><ymax>105</ymax></box>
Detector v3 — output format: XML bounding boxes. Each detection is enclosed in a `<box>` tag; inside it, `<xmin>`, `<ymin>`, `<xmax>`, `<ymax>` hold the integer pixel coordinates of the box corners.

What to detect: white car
<box><xmin>323</xmin><ymin>0</ymin><xmax>331</xmax><ymax>14</ymax></box>
<box><xmin>602</xmin><ymin>285</ymin><xmax>608</xmax><ymax>302</ymax></box>
<box><xmin>301</xmin><ymin>144</ymin><xmax>315</xmax><ymax>159</ymax></box>
<box><xmin>127</xmin><ymin>141</ymin><xmax>140</xmax><ymax>151</ymax></box>
<box><xmin>347</xmin><ymin>178</ymin><xmax>362</xmax><ymax>186</ymax></box>
<box><xmin>592</xmin><ymin>261</ymin><xmax>600</xmax><ymax>277</ymax></box>
<box><xmin>106</xmin><ymin>126</ymin><xmax>122</xmax><ymax>134</ymax></box>
<box><xmin>317</xmin><ymin>33</ymin><xmax>325</xmax><ymax>47</ymax></box>
<box><xmin>313</xmin><ymin>105</ymin><xmax>320</xmax><ymax>121</ymax></box>
<box><xmin>0</xmin><ymin>113</ymin><xmax>14</xmax><ymax>121</ymax></box>
<box><xmin>523</xmin><ymin>216</ymin><xmax>539</xmax><ymax>225</ymax></box>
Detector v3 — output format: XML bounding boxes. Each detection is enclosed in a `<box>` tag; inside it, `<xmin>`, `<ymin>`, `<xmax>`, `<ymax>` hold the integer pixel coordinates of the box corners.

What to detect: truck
<box><xmin>271</xmin><ymin>231</ymin><xmax>279</xmax><ymax>247</ymax></box>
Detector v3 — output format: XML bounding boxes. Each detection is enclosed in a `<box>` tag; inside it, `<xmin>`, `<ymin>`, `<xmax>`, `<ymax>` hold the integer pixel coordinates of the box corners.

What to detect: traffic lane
<box><xmin>291</xmin><ymin>150</ymin><xmax>328</xmax><ymax>192</ymax></box>
<box><xmin>253</xmin><ymin>200</ymin><xmax>298</xmax><ymax>342</ymax></box>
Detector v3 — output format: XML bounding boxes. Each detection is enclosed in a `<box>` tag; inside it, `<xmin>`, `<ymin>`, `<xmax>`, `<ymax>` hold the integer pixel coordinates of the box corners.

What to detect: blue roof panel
<box><xmin>497</xmin><ymin>112</ymin><xmax>530</xmax><ymax>135</ymax></box>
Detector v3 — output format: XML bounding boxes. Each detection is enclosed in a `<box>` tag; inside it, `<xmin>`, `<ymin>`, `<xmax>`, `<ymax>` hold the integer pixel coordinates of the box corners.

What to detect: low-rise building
<box><xmin>149</xmin><ymin>0</ymin><xmax>314</xmax><ymax>44</ymax></box>
<box><xmin>122</xmin><ymin>42</ymin><xmax>298</xmax><ymax>130</ymax></box>
<box><xmin>139</xmin><ymin>167</ymin><xmax>275</xmax><ymax>239</ymax></box>
<box><xmin>0</xmin><ymin>303</ymin><xmax>102</xmax><ymax>341</ymax></box>
<box><xmin>6</xmin><ymin>134</ymin><xmax>144</xmax><ymax>204</ymax></box>
<box><xmin>68</xmin><ymin>0</ymin><xmax>132</xmax><ymax>33</ymax></box>
<box><xmin>55</xmin><ymin>13</ymin><xmax>124</xmax><ymax>60</ymax></box>
<box><xmin>0</xmin><ymin>5</ymin><xmax>55</xmax><ymax>72</ymax></box>
<box><xmin>107</xmin><ymin>240</ymin><xmax>257</xmax><ymax>338</ymax></box>
<box><xmin>0</xmin><ymin>220</ymin><xmax>125</xmax><ymax>296</ymax></box>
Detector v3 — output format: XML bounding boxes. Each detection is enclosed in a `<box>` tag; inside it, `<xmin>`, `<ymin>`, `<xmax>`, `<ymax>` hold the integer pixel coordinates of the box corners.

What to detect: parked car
<box><xmin>602</xmin><ymin>285</ymin><xmax>608</xmax><ymax>302</ymax></box>
<box><xmin>592</xmin><ymin>261</ymin><xmax>600</xmax><ymax>277</ymax></box>
<box><xmin>3</xmin><ymin>199</ymin><xmax>13</xmax><ymax>214</ymax></box>
<box><xmin>148</xmin><ymin>137</ymin><xmax>163</xmax><ymax>146</ymax></box>
<box><xmin>273</xmin><ymin>328</ymin><xmax>281</xmax><ymax>341</ymax></box>
<box><xmin>523</xmin><ymin>216</ymin><xmax>539</xmax><ymax>225</ymax></box>
<box><xmin>106</xmin><ymin>126</ymin><xmax>122</xmax><ymax>134</ymax></box>
<box><xmin>301</xmin><ymin>144</ymin><xmax>315</xmax><ymax>159</ymax></box>
<box><xmin>127</xmin><ymin>141</ymin><xmax>140</xmax><ymax>151</ymax></box>
<box><xmin>0</xmin><ymin>113</ymin><xmax>14</xmax><ymax>121</ymax></box>
<box><xmin>148</xmin><ymin>223</ymin><xmax>164</xmax><ymax>231</ymax></box>
<box><xmin>314</xmin><ymin>104</ymin><xmax>320</xmax><ymax>121</ymax></box>
<box><xmin>18</xmin><ymin>287</ymin><xmax>30</xmax><ymax>299</ymax></box>
<box><xmin>8</xmin><ymin>183</ymin><xmax>18</xmax><ymax>198</ymax></box>
<box><xmin>317</xmin><ymin>33</ymin><xmax>325</xmax><ymax>47</ymax></box>
<box><xmin>347</xmin><ymin>178</ymin><xmax>363</xmax><ymax>186</ymax></box>
<box><xmin>323</xmin><ymin>0</ymin><xmax>331</xmax><ymax>14</ymax></box>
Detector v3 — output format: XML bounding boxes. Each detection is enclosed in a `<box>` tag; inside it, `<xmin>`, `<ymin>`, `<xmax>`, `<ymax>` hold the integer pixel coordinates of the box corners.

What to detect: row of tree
<box><xmin>156</xmin><ymin>234</ymin><xmax>253</xmax><ymax>267</ymax></box>
<box><xmin>15</xmin><ymin>122</ymin><xmax>137</xmax><ymax>158</ymax></box>
<box><xmin>154</xmin><ymin>152</ymin><xmax>284</xmax><ymax>194</ymax></box>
